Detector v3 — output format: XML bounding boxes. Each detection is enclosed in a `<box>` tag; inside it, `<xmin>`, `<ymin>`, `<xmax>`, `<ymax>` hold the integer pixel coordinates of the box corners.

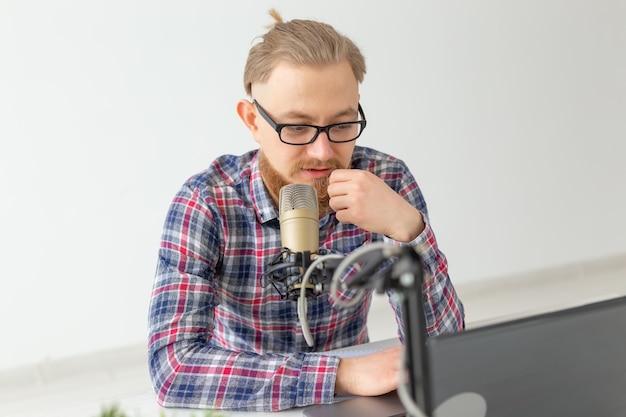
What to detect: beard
<box><xmin>258</xmin><ymin>151</ymin><xmax>346</xmax><ymax>217</ymax></box>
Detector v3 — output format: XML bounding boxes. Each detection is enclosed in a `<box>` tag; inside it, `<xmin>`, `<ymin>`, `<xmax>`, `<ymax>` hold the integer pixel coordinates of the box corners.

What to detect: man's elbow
<box><xmin>148</xmin><ymin>346</ymin><xmax>178</xmax><ymax>407</ymax></box>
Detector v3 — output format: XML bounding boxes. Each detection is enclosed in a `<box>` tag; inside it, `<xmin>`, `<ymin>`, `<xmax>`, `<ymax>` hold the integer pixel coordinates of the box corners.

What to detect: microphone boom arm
<box><xmin>335</xmin><ymin>244</ymin><xmax>432</xmax><ymax>417</ymax></box>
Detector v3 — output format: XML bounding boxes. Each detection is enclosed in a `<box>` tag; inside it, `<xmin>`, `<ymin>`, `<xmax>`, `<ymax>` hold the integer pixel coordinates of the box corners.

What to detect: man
<box><xmin>148</xmin><ymin>9</ymin><xmax>465</xmax><ymax>412</ymax></box>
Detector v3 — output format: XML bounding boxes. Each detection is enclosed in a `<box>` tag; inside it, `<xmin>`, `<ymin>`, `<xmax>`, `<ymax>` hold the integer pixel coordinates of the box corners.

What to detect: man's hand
<box><xmin>328</xmin><ymin>169</ymin><xmax>425</xmax><ymax>242</ymax></box>
<box><xmin>334</xmin><ymin>345</ymin><xmax>403</xmax><ymax>396</ymax></box>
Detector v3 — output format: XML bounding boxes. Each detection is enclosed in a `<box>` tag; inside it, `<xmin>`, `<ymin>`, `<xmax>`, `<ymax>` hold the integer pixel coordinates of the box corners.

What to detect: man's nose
<box><xmin>305</xmin><ymin>131</ymin><xmax>333</xmax><ymax>160</ymax></box>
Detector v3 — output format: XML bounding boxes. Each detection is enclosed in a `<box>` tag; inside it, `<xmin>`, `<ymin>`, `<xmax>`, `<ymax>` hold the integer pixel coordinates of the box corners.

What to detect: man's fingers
<box><xmin>328</xmin><ymin>168</ymin><xmax>353</xmax><ymax>183</ymax></box>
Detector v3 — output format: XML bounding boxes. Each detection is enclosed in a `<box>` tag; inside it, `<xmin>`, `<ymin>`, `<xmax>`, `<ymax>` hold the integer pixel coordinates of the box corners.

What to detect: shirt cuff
<box><xmin>295</xmin><ymin>354</ymin><xmax>341</xmax><ymax>407</ymax></box>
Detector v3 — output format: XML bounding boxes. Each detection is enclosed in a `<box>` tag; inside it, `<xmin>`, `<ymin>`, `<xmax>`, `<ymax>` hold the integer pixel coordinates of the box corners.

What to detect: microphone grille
<box><xmin>279</xmin><ymin>184</ymin><xmax>319</xmax><ymax>215</ymax></box>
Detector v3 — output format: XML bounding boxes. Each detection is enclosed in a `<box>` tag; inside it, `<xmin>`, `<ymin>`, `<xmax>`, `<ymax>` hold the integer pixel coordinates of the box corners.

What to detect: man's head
<box><xmin>242</xmin><ymin>8</ymin><xmax>366</xmax><ymax>97</ymax></box>
<box><xmin>237</xmin><ymin>9</ymin><xmax>367</xmax><ymax>215</ymax></box>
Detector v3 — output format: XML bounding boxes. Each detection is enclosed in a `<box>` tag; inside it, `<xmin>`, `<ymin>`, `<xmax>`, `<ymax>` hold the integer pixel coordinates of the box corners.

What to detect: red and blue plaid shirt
<box><xmin>148</xmin><ymin>146</ymin><xmax>465</xmax><ymax>411</ymax></box>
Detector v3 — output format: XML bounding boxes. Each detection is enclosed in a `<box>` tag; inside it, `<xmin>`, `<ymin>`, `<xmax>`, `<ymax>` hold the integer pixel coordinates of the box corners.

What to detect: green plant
<box><xmin>96</xmin><ymin>403</ymin><xmax>226</xmax><ymax>417</ymax></box>
<box><xmin>96</xmin><ymin>404</ymin><xmax>128</xmax><ymax>417</ymax></box>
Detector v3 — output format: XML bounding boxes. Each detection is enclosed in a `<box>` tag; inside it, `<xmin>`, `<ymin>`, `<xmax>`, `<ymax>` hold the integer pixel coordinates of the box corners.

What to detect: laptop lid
<box><xmin>303</xmin><ymin>295</ymin><xmax>626</xmax><ymax>417</ymax></box>
<box><xmin>426</xmin><ymin>294</ymin><xmax>626</xmax><ymax>416</ymax></box>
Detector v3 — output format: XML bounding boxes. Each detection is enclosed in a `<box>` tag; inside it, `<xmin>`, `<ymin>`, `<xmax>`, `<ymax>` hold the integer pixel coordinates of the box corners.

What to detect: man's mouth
<box><xmin>302</xmin><ymin>167</ymin><xmax>334</xmax><ymax>178</ymax></box>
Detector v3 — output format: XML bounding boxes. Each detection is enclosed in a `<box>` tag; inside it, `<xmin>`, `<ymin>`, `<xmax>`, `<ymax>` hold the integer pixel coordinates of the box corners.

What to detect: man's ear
<box><xmin>236</xmin><ymin>100</ymin><xmax>262</xmax><ymax>144</ymax></box>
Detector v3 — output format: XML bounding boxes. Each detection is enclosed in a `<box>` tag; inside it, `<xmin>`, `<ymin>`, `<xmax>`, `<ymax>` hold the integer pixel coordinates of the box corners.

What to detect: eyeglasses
<box><xmin>253</xmin><ymin>100</ymin><xmax>367</xmax><ymax>145</ymax></box>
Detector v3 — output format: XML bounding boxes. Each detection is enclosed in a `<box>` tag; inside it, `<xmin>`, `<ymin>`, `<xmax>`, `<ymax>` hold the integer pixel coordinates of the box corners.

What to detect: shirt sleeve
<box><xmin>414</xmin><ymin>217</ymin><xmax>466</xmax><ymax>335</ymax></box>
<box><xmin>147</xmin><ymin>184</ymin><xmax>340</xmax><ymax>412</ymax></box>
<box><xmin>382</xmin><ymin>163</ymin><xmax>466</xmax><ymax>339</ymax></box>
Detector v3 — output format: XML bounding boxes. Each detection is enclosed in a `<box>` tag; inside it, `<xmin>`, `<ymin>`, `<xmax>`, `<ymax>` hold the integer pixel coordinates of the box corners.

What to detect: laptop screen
<box><xmin>425</xmin><ymin>295</ymin><xmax>626</xmax><ymax>417</ymax></box>
<box><xmin>304</xmin><ymin>295</ymin><xmax>626</xmax><ymax>417</ymax></box>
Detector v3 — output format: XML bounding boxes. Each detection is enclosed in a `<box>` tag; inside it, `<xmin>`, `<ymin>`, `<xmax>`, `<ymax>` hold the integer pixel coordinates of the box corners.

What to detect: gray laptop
<box><xmin>303</xmin><ymin>295</ymin><xmax>626</xmax><ymax>417</ymax></box>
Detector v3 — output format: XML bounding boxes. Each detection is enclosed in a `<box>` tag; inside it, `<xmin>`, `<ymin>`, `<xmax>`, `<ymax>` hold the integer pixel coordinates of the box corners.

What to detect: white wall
<box><xmin>1</xmin><ymin>0</ymin><xmax>624</xmax><ymax>371</ymax></box>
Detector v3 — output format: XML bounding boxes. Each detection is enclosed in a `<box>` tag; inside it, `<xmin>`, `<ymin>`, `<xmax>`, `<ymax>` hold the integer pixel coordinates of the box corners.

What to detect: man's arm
<box><xmin>148</xmin><ymin>312</ymin><xmax>340</xmax><ymax>411</ymax></box>
<box><xmin>325</xmin><ymin>164</ymin><xmax>464</xmax><ymax>399</ymax></box>
<box><xmin>328</xmin><ymin>167</ymin><xmax>465</xmax><ymax>337</ymax></box>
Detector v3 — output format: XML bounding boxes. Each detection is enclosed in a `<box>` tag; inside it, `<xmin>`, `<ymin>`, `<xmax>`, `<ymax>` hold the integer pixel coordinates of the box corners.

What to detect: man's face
<box><xmin>244</xmin><ymin>60</ymin><xmax>360</xmax><ymax>214</ymax></box>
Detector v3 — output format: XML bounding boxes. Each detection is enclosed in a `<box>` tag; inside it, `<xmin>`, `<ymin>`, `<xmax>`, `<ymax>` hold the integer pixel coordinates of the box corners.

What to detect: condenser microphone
<box><xmin>279</xmin><ymin>183</ymin><xmax>329</xmax><ymax>347</ymax></box>
<box><xmin>279</xmin><ymin>183</ymin><xmax>319</xmax><ymax>255</ymax></box>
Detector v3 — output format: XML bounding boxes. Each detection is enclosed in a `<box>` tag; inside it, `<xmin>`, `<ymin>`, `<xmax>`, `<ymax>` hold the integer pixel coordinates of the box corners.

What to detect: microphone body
<box><xmin>263</xmin><ymin>183</ymin><xmax>326</xmax><ymax>301</ymax></box>
<box><xmin>279</xmin><ymin>183</ymin><xmax>319</xmax><ymax>255</ymax></box>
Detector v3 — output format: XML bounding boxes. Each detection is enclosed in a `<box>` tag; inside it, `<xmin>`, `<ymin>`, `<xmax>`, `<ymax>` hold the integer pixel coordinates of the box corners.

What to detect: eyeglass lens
<box><xmin>280</xmin><ymin>123</ymin><xmax>362</xmax><ymax>144</ymax></box>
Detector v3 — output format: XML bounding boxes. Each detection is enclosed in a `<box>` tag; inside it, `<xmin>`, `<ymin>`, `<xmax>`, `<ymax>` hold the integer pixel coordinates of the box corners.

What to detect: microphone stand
<box><xmin>264</xmin><ymin>249</ymin><xmax>344</xmax><ymax>301</ymax></box>
<box><xmin>266</xmin><ymin>242</ymin><xmax>432</xmax><ymax>415</ymax></box>
<box><xmin>264</xmin><ymin>249</ymin><xmax>347</xmax><ymax>347</ymax></box>
<box><xmin>344</xmin><ymin>245</ymin><xmax>432</xmax><ymax>417</ymax></box>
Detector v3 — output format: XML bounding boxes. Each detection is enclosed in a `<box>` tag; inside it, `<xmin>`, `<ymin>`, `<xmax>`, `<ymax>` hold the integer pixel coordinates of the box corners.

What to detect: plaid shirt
<box><xmin>148</xmin><ymin>146</ymin><xmax>465</xmax><ymax>411</ymax></box>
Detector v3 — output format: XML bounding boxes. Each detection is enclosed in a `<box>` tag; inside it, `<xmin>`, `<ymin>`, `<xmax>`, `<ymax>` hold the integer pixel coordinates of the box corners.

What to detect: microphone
<box><xmin>279</xmin><ymin>183</ymin><xmax>319</xmax><ymax>256</ymax></box>
<box><xmin>262</xmin><ymin>183</ymin><xmax>322</xmax><ymax>302</ymax></box>
<box><xmin>263</xmin><ymin>183</ymin><xmax>344</xmax><ymax>347</ymax></box>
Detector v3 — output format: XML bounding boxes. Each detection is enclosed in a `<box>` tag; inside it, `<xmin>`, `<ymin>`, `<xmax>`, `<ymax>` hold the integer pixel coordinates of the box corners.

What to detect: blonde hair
<box><xmin>243</xmin><ymin>9</ymin><xmax>366</xmax><ymax>96</ymax></box>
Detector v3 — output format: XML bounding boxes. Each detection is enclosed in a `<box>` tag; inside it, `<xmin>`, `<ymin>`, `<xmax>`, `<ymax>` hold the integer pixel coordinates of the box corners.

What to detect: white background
<box><xmin>1</xmin><ymin>0</ymin><xmax>624</xmax><ymax>371</ymax></box>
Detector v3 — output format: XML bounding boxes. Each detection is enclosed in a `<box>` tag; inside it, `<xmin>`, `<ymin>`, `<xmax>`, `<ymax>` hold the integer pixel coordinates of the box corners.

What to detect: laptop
<box><xmin>303</xmin><ymin>295</ymin><xmax>626</xmax><ymax>417</ymax></box>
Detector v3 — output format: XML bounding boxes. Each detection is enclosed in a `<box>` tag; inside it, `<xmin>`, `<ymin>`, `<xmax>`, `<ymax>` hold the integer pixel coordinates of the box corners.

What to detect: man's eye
<box><xmin>284</xmin><ymin>126</ymin><xmax>311</xmax><ymax>133</ymax></box>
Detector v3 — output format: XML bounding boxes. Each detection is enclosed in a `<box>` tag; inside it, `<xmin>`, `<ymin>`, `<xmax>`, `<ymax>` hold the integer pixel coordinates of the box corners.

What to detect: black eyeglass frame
<box><xmin>253</xmin><ymin>100</ymin><xmax>367</xmax><ymax>145</ymax></box>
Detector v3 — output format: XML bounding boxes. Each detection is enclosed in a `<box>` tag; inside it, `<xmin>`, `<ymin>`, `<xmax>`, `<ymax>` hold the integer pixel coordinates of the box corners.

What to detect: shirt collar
<box><xmin>249</xmin><ymin>151</ymin><xmax>280</xmax><ymax>224</ymax></box>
